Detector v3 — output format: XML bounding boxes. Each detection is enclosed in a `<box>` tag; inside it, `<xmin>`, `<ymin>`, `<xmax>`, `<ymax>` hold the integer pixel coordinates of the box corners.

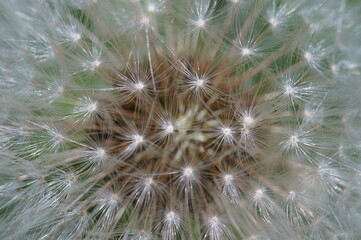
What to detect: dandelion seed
<box><xmin>161</xmin><ymin>210</ymin><xmax>181</xmax><ymax>240</ymax></box>
<box><xmin>303</xmin><ymin>109</ymin><xmax>312</xmax><ymax>118</ymax></box>
<box><xmin>16</xmin><ymin>174</ymin><xmax>29</xmax><ymax>181</ymax></box>
<box><xmin>214</xmin><ymin>124</ymin><xmax>236</xmax><ymax>147</ymax></box>
<box><xmin>167</xmin><ymin>211</ymin><xmax>175</xmax><ymax>219</ymax></box>
<box><xmin>204</xmin><ymin>215</ymin><xmax>231</xmax><ymax>240</ymax></box>
<box><xmin>242</xmin><ymin>128</ymin><xmax>250</xmax><ymax>135</ymax></box>
<box><xmin>97</xmin><ymin>148</ymin><xmax>105</xmax><ymax>157</ymax></box>
<box><xmin>92</xmin><ymin>60</ymin><xmax>101</xmax><ymax>68</ymax></box>
<box><xmin>148</xmin><ymin>4</ymin><xmax>156</xmax><ymax>12</ymax></box>
<box><xmin>331</xmin><ymin>65</ymin><xmax>337</xmax><ymax>74</ymax></box>
<box><xmin>183</xmin><ymin>167</ymin><xmax>193</xmax><ymax>177</ymax></box>
<box><xmin>87</xmin><ymin>103</ymin><xmax>97</xmax><ymax>112</ymax></box>
<box><xmin>133</xmin><ymin>134</ymin><xmax>144</xmax><ymax>145</ymax></box>
<box><xmin>195</xmin><ymin>78</ymin><xmax>205</xmax><ymax>87</ymax></box>
<box><xmin>134</xmin><ymin>82</ymin><xmax>145</xmax><ymax>91</ymax></box>
<box><xmin>165</xmin><ymin>124</ymin><xmax>174</xmax><ymax>134</ymax></box>
<box><xmin>254</xmin><ymin>189</ymin><xmax>264</xmax><ymax>199</ymax></box>
<box><xmin>209</xmin><ymin>216</ymin><xmax>219</xmax><ymax>225</ymax></box>
<box><xmin>141</xmin><ymin>16</ymin><xmax>150</xmax><ymax>25</ymax></box>
<box><xmin>241</xmin><ymin>48</ymin><xmax>252</xmax><ymax>56</ymax></box>
<box><xmin>242</xmin><ymin>115</ymin><xmax>255</xmax><ymax>128</ymax></box>
<box><xmin>144</xmin><ymin>177</ymin><xmax>153</xmax><ymax>186</ymax></box>
<box><xmin>304</xmin><ymin>52</ymin><xmax>312</xmax><ymax>62</ymax></box>
<box><xmin>196</xmin><ymin>19</ymin><xmax>205</xmax><ymax>28</ymax></box>
<box><xmin>57</xmin><ymin>86</ymin><xmax>64</xmax><ymax>95</ymax></box>
<box><xmin>223</xmin><ymin>174</ymin><xmax>234</xmax><ymax>183</ymax></box>
<box><xmin>284</xmin><ymin>85</ymin><xmax>294</xmax><ymax>95</ymax></box>
<box><xmin>290</xmin><ymin>135</ymin><xmax>298</xmax><ymax>144</ymax></box>
<box><xmin>221</xmin><ymin>127</ymin><xmax>232</xmax><ymax>136</ymax></box>
<box><xmin>269</xmin><ymin>17</ymin><xmax>278</xmax><ymax>26</ymax></box>
<box><xmin>289</xmin><ymin>191</ymin><xmax>296</xmax><ymax>198</ymax></box>
<box><xmin>56</xmin><ymin>134</ymin><xmax>64</xmax><ymax>143</ymax></box>
<box><xmin>71</xmin><ymin>96</ymin><xmax>101</xmax><ymax>123</ymax></box>
<box><xmin>72</xmin><ymin>33</ymin><xmax>81</xmax><ymax>42</ymax></box>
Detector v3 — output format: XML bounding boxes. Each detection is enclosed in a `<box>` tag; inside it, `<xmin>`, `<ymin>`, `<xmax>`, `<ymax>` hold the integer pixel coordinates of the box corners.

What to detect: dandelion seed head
<box><xmin>0</xmin><ymin>0</ymin><xmax>359</xmax><ymax>239</ymax></box>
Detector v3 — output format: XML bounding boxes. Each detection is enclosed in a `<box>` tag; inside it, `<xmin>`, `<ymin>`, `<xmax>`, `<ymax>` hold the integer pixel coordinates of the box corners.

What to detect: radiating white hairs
<box><xmin>0</xmin><ymin>0</ymin><xmax>360</xmax><ymax>239</ymax></box>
